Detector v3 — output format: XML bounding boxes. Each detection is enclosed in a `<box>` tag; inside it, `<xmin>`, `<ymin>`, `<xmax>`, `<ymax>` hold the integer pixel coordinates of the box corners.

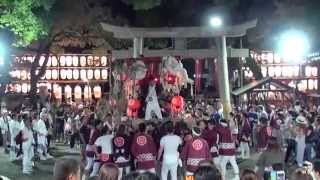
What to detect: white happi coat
<box><xmin>145</xmin><ymin>85</ymin><xmax>162</xmax><ymax>120</ymax></box>
<box><xmin>34</xmin><ymin>119</ymin><xmax>48</xmax><ymax>149</ymax></box>
<box><xmin>22</xmin><ymin>126</ymin><xmax>34</xmax><ymax>173</ymax></box>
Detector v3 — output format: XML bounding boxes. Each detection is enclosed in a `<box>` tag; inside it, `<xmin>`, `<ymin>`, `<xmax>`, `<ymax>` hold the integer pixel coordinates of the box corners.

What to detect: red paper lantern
<box><xmin>171</xmin><ymin>96</ymin><xmax>184</xmax><ymax>113</ymax></box>
<box><xmin>128</xmin><ymin>99</ymin><xmax>141</xmax><ymax>110</ymax></box>
<box><xmin>166</xmin><ymin>73</ymin><xmax>176</xmax><ymax>84</ymax></box>
<box><xmin>127</xmin><ymin>108</ymin><xmax>138</xmax><ymax>118</ymax></box>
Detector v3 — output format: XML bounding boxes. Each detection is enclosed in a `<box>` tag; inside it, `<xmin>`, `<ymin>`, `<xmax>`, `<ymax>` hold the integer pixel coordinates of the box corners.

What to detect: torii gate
<box><xmin>101</xmin><ymin>20</ymin><xmax>257</xmax><ymax>118</ymax></box>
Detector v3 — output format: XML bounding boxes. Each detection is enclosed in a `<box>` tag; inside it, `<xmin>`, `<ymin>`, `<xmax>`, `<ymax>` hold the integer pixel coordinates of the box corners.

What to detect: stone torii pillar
<box><xmin>101</xmin><ymin>20</ymin><xmax>257</xmax><ymax>119</ymax></box>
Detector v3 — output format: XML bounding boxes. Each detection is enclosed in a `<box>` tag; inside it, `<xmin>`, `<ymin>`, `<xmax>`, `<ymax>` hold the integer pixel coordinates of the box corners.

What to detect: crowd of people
<box><xmin>2</xmin><ymin>99</ymin><xmax>320</xmax><ymax>180</ymax></box>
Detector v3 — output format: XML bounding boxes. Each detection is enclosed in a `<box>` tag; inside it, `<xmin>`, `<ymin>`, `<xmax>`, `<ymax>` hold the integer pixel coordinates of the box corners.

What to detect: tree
<box><xmin>0</xmin><ymin>0</ymin><xmax>56</xmax><ymax>104</ymax></box>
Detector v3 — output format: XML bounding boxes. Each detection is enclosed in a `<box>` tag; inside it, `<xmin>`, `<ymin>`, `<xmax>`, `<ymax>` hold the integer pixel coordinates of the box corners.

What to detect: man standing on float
<box><xmin>145</xmin><ymin>81</ymin><xmax>162</xmax><ymax>120</ymax></box>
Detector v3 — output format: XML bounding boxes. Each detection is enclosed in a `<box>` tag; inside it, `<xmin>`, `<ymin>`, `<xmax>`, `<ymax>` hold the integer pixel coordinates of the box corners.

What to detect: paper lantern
<box><xmin>128</xmin><ymin>99</ymin><xmax>141</xmax><ymax>110</ymax></box>
<box><xmin>308</xmin><ymin>79</ymin><xmax>314</xmax><ymax>90</ymax></box>
<box><xmin>101</xmin><ymin>56</ymin><xmax>108</xmax><ymax>66</ymax></box>
<box><xmin>87</xmin><ymin>69</ymin><xmax>94</xmax><ymax>80</ymax></box>
<box><xmin>73</xmin><ymin>69</ymin><xmax>79</xmax><ymax>80</ymax></box>
<box><xmin>51</xmin><ymin>56</ymin><xmax>58</xmax><ymax>66</ymax></box>
<box><xmin>21</xmin><ymin>70</ymin><xmax>27</xmax><ymax>80</ymax></box>
<box><xmin>312</xmin><ymin>67</ymin><xmax>318</xmax><ymax>77</ymax></box>
<box><xmin>45</xmin><ymin>70</ymin><xmax>51</xmax><ymax>79</ymax></box>
<box><xmin>268</xmin><ymin>67</ymin><xmax>275</xmax><ymax>77</ymax></box>
<box><xmin>84</xmin><ymin>85</ymin><xmax>92</xmax><ymax>99</ymax></box>
<box><xmin>74</xmin><ymin>85</ymin><xmax>82</xmax><ymax>100</ymax></box>
<box><xmin>94</xmin><ymin>69</ymin><xmax>101</xmax><ymax>79</ymax></box>
<box><xmin>87</xmin><ymin>56</ymin><xmax>94</xmax><ymax>66</ymax></box>
<box><xmin>72</xmin><ymin>56</ymin><xmax>79</xmax><ymax>66</ymax></box>
<box><xmin>171</xmin><ymin>96</ymin><xmax>184</xmax><ymax>113</ymax></box>
<box><xmin>93</xmin><ymin>86</ymin><xmax>101</xmax><ymax>98</ymax></box>
<box><xmin>65</xmin><ymin>85</ymin><xmax>72</xmax><ymax>100</ymax></box>
<box><xmin>39</xmin><ymin>56</ymin><xmax>45</xmax><ymax>66</ymax></box>
<box><xmin>60</xmin><ymin>69</ymin><xmax>67</xmax><ymax>79</ymax></box>
<box><xmin>60</xmin><ymin>56</ymin><xmax>66</xmax><ymax>66</ymax></box>
<box><xmin>67</xmin><ymin>69</ymin><xmax>73</xmax><ymax>80</ymax></box>
<box><xmin>274</xmin><ymin>54</ymin><xmax>281</xmax><ymax>64</ymax></box>
<box><xmin>66</xmin><ymin>56</ymin><xmax>73</xmax><ymax>66</ymax></box>
<box><xmin>102</xmin><ymin>69</ymin><xmax>108</xmax><ymax>80</ymax></box>
<box><xmin>53</xmin><ymin>84</ymin><xmax>62</xmax><ymax>99</ymax></box>
<box><xmin>275</xmin><ymin>66</ymin><xmax>282</xmax><ymax>77</ymax></box>
<box><xmin>46</xmin><ymin>57</ymin><xmax>51</xmax><ymax>67</ymax></box>
<box><xmin>305</xmin><ymin>66</ymin><xmax>312</xmax><ymax>77</ymax></box>
<box><xmin>15</xmin><ymin>84</ymin><xmax>21</xmax><ymax>93</ymax></box>
<box><xmin>80</xmin><ymin>69</ymin><xmax>87</xmax><ymax>80</ymax></box>
<box><xmin>52</xmin><ymin>69</ymin><xmax>58</xmax><ymax>79</ymax></box>
<box><xmin>127</xmin><ymin>108</ymin><xmax>138</xmax><ymax>118</ymax></box>
<box><xmin>80</xmin><ymin>56</ymin><xmax>86</xmax><ymax>67</ymax></box>
<box><xmin>22</xmin><ymin>83</ymin><xmax>28</xmax><ymax>93</ymax></box>
<box><xmin>315</xmin><ymin>80</ymin><xmax>318</xmax><ymax>90</ymax></box>
<box><xmin>94</xmin><ymin>56</ymin><xmax>100</xmax><ymax>66</ymax></box>
<box><xmin>261</xmin><ymin>67</ymin><xmax>267</xmax><ymax>77</ymax></box>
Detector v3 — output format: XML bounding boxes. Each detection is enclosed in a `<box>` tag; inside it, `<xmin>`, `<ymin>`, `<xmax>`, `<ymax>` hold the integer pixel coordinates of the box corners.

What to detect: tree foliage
<box><xmin>0</xmin><ymin>0</ymin><xmax>55</xmax><ymax>46</ymax></box>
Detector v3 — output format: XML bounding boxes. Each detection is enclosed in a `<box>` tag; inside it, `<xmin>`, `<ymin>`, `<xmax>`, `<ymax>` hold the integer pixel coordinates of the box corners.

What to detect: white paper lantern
<box><xmin>74</xmin><ymin>86</ymin><xmax>82</xmax><ymax>100</ymax></box>
<box><xmin>93</xmin><ymin>86</ymin><xmax>101</xmax><ymax>98</ymax></box>
<box><xmin>274</xmin><ymin>54</ymin><xmax>281</xmax><ymax>64</ymax></box>
<box><xmin>66</xmin><ymin>56</ymin><xmax>73</xmax><ymax>66</ymax></box>
<box><xmin>51</xmin><ymin>56</ymin><xmax>58</xmax><ymax>66</ymax></box>
<box><xmin>66</xmin><ymin>69</ymin><xmax>73</xmax><ymax>80</ymax></box>
<box><xmin>101</xmin><ymin>56</ymin><xmax>107</xmax><ymax>66</ymax></box>
<box><xmin>87</xmin><ymin>56</ymin><xmax>94</xmax><ymax>66</ymax></box>
<box><xmin>46</xmin><ymin>57</ymin><xmax>51</xmax><ymax>67</ymax></box>
<box><xmin>312</xmin><ymin>67</ymin><xmax>318</xmax><ymax>77</ymax></box>
<box><xmin>45</xmin><ymin>70</ymin><xmax>51</xmax><ymax>79</ymax></box>
<box><xmin>87</xmin><ymin>69</ymin><xmax>93</xmax><ymax>80</ymax></box>
<box><xmin>64</xmin><ymin>85</ymin><xmax>72</xmax><ymax>100</ymax></box>
<box><xmin>274</xmin><ymin>66</ymin><xmax>281</xmax><ymax>77</ymax></box>
<box><xmin>39</xmin><ymin>56</ymin><xmax>45</xmax><ymax>66</ymax></box>
<box><xmin>268</xmin><ymin>67</ymin><xmax>275</xmax><ymax>77</ymax></box>
<box><xmin>308</xmin><ymin>79</ymin><xmax>314</xmax><ymax>90</ymax></box>
<box><xmin>60</xmin><ymin>56</ymin><xmax>66</xmax><ymax>66</ymax></box>
<box><xmin>16</xmin><ymin>84</ymin><xmax>21</xmax><ymax>93</ymax></box>
<box><xmin>94</xmin><ymin>69</ymin><xmax>101</xmax><ymax>79</ymax></box>
<box><xmin>73</xmin><ymin>69</ymin><xmax>79</xmax><ymax>80</ymax></box>
<box><xmin>80</xmin><ymin>56</ymin><xmax>86</xmax><ymax>67</ymax></box>
<box><xmin>315</xmin><ymin>80</ymin><xmax>318</xmax><ymax>90</ymax></box>
<box><xmin>84</xmin><ymin>85</ymin><xmax>92</xmax><ymax>99</ymax></box>
<box><xmin>22</xmin><ymin>83</ymin><xmax>28</xmax><ymax>93</ymax></box>
<box><xmin>52</xmin><ymin>70</ymin><xmax>58</xmax><ymax>79</ymax></box>
<box><xmin>21</xmin><ymin>70</ymin><xmax>27</xmax><ymax>80</ymax></box>
<box><xmin>72</xmin><ymin>56</ymin><xmax>79</xmax><ymax>66</ymax></box>
<box><xmin>53</xmin><ymin>84</ymin><xmax>62</xmax><ymax>99</ymax></box>
<box><xmin>305</xmin><ymin>66</ymin><xmax>312</xmax><ymax>77</ymax></box>
<box><xmin>80</xmin><ymin>69</ymin><xmax>87</xmax><ymax>80</ymax></box>
<box><xmin>60</xmin><ymin>69</ymin><xmax>67</xmax><ymax>79</ymax></box>
<box><xmin>101</xmin><ymin>69</ymin><xmax>108</xmax><ymax>80</ymax></box>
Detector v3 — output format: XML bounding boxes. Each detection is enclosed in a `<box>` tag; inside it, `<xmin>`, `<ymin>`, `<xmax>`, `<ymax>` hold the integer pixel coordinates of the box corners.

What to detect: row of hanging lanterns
<box><xmin>18</xmin><ymin>55</ymin><xmax>109</xmax><ymax>67</ymax></box>
<box><xmin>10</xmin><ymin>69</ymin><xmax>108</xmax><ymax>80</ymax></box>
<box><xmin>8</xmin><ymin>83</ymin><xmax>102</xmax><ymax>99</ymax></box>
<box><xmin>261</xmin><ymin>66</ymin><xmax>318</xmax><ymax>78</ymax></box>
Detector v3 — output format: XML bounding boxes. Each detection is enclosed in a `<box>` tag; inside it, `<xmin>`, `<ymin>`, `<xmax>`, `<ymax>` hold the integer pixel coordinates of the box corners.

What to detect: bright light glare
<box><xmin>210</xmin><ymin>16</ymin><xmax>223</xmax><ymax>27</ymax></box>
<box><xmin>279</xmin><ymin>30</ymin><xmax>310</xmax><ymax>63</ymax></box>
